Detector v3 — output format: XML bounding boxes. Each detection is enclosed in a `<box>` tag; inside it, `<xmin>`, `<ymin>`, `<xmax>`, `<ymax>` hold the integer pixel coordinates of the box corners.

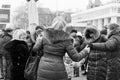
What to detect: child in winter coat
<box><xmin>64</xmin><ymin>54</ymin><xmax>74</xmax><ymax>80</ymax></box>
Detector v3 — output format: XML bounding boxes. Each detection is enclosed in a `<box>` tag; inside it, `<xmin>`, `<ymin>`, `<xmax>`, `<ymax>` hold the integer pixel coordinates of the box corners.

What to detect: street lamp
<box><xmin>26</xmin><ymin>0</ymin><xmax>30</xmax><ymax>2</ymax></box>
<box><xmin>35</xmin><ymin>0</ymin><xmax>38</xmax><ymax>2</ymax></box>
<box><xmin>56</xmin><ymin>0</ymin><xmax>59</xmax><ymax>16</ymax></box>
<box><xmin>26</xmin><ymin>0</ymin><xmax>39</xmax><ymax>33</ymax></box>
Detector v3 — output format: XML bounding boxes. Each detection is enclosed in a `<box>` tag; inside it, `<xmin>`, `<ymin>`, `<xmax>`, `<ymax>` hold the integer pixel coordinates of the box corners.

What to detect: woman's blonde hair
<box><xmin>12</xmin><ymin>29</ymin><xmax>27</xmax><ymax>40</ymax></box>
<box><xmin>51</xmin><ymin>16</ymin><xmax>66</xmax><ymax>30</ymax></box>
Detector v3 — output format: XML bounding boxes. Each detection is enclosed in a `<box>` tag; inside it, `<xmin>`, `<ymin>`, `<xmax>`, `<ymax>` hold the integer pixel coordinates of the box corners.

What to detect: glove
<box><xmin>88</xmin><ymin>43</ymin><xmax>93</xmax><ymax>49</ymax></box>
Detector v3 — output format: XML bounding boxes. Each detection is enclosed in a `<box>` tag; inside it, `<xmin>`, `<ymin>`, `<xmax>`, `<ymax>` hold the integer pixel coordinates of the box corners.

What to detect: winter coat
<box><xmin>64</xmin><ymin>62</ymin><xmax>74</xmax><ymax>78</ymax></box>
<box><xmin>0</xmin><ymin>33</ymin><xmax>12</xmax><ymax>55</ymax></box>
<box><xmin>84</xmin><ymin>27</ymin><xmax>107</xmax><ymax>80</ymax></box>
<box><xmin>0</xmin><ymin>37</ymin><xmax>4</xmax><ymax>55</ymax></box>
<box><xmin>0</xmin><ymin>32</ymin><xmax>12</xmax><ymax>79</ymax></box>
<box><xmin>4</xmin><ymin>40</ymin><xmax>29</xmax><ymax>80</ymax></box>
<box><xmin>74</xmin><ymin>37</ymin><xmax>86</xmax><ymax>53</ymax></box>
<box><xmin>32</xmin><ymin>28</ymin><xmax>89</xmax><ymax>80</ymax></box>
<box><xmin>92</xmin><ymin>27</ymin><xmax>120</xmax><ymax>80</ymax></box>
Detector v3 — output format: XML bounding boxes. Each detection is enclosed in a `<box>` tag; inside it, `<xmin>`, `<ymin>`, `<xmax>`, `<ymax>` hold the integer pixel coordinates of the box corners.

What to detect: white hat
<box><xmin>77</xmin><ymin>32</ymin><xmax>82</xmax><ymax>36</ymax></box>
<box><xmin>5</xmin><ymin>23</ymin><xmax>14</xmax><ymax>30</ymax></box>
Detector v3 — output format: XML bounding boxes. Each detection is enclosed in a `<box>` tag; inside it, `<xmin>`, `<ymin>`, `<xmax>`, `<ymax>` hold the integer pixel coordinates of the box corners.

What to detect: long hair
<box><xmin>51</xmin><ymin>16</ymin><xmax>66</xmax><ymax>30</ymax></box>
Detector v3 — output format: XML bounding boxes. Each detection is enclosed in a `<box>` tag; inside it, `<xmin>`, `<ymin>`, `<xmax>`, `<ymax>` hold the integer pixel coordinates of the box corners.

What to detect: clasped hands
<box><xmin>83</xmin><ymin>42</ymin><xmax>93</xmax><ymax>53</ymax></box>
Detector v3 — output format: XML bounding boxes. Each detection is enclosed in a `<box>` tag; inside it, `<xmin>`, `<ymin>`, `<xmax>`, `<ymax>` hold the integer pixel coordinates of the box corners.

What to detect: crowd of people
<box><xmin>0</xmin><ymin>17</ymin><xmax>120</xmax><ymax>80</ymax></box>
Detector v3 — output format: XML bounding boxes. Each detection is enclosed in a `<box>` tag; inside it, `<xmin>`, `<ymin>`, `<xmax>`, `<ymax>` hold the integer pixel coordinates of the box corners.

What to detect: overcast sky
<box><xmin>0</xmin><ymin>0</ymin><xmax>112</xmax><ymax>12</ymax></box>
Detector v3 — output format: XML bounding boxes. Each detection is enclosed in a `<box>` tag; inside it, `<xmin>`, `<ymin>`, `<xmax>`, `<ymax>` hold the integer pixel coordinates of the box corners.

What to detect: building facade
<box><xmin>0</xmin><ymin>4</ymin><xmax>10</xmax><ymax>29</ymax></box>
<box><xmin>71</xmin><ymin>0</ymin><xmax>120</xmax><ymax>30</ymax></box>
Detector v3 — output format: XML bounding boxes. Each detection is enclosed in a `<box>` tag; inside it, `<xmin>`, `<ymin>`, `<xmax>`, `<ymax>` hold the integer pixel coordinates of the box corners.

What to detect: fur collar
<box><xmin>44</xmin><ymin>28</ymin><xmax>71</xmax><ymax>44</ymax></box>
<box><xmin>4</xmin><ymin>40</ymin><xmax>27</xmax><ymax>51</ymax></box>
<box><xmin>10</xmin><ymin>40</ymin><xmax>27</xmax><ymax>46</ymax></box>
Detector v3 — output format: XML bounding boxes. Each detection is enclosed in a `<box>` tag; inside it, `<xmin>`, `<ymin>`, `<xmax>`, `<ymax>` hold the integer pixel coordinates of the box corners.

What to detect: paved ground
<box><xmin>72</xmin><ymin>72</ymin><xmax>87</xmax><ymax>80</ymax></box>
<box><xmin>0</xmin><ymin>68</ymin><xmax>87</xmax><ymax>80</ymax></box>
<box><xmin>72</xmin><ymin>76</ymin><xmax>86</xmax><ymax>80</ymax></box>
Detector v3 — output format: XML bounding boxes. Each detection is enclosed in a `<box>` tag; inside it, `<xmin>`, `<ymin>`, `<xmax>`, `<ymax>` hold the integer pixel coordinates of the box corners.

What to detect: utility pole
<box><xmin>56</xmin><ymin>0</ymin><xmax>59</xmax><ymax>16</ymax></box>
<box><xmin>26</xmin><ymin>0</ymin><xmax>39</xmax><ymax>33</ymax></box>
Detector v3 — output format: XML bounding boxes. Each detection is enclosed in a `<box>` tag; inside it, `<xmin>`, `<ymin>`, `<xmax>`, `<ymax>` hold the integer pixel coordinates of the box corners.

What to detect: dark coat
<box><xmin>92</xmin><ymin>27</ymin><xmax>120</xmax><ymax>80</ymax></box>
<box><xmin>74</xmin><ymin>37</ymin><xmax>86</xmax><ymax>53</ymax></box>
<box><xmin>84</xmin><ymin>27</ymin><xmax>107</xmax><ymax>80</ymax></box>
<box><xmin>4</xmin><ymin>40</ymin><xmax>29</xmax><ymax>80</ymax></box>
<box><xmin>0</xmin><ymin>33</ymin><xmax>12</xmax><ymax>55</ymax></box>
<box><xmin>33</xmin><ymin>28</ymin><xmax>89</xmax><ymax>80</ymax></box>
<box><xmin>0</xmin><ymin>32</ymin><xmax>12</xmax><ymax>79</ymax></box>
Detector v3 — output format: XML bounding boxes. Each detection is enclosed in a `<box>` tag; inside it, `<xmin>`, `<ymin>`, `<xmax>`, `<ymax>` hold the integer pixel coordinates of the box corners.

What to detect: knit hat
<box><xmin>70</xmin><ymin>29</ymin><xmax>77</xmax><ymax>33</ymax></box>
<box><xmin>35</xmin><ymin>26</ymin><xmax>45</xmax><ymax>30</ymax></box>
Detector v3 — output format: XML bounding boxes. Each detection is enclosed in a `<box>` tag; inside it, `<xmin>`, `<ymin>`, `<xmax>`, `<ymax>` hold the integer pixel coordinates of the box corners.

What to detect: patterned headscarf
<box><xmin>12</xmin><ymin>29</ymin><xmax>27</xmax><ymax>40</ymax></box>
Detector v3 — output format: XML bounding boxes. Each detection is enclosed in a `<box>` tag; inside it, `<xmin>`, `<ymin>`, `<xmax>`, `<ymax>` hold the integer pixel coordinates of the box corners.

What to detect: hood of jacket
<box><xmin>44</xmin><ymin>28</ymin><xmax>71</xmax><ymax>44</ymax></box>
<box><xmin>84</xmin><ymin>27</ymin><xmax>100</xmax><ymax>43</ymax></box>
<box><xmin>108</xmin><ymin>27</ymin><xmax>120</xmax><ymax>38</ymax></box>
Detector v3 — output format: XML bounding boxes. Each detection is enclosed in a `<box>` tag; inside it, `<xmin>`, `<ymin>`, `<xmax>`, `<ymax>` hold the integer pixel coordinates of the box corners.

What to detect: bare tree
<box><xmin>12</xmin><ymin>5</ymin><xmax>28</xmax><ymax>29</ymax></box>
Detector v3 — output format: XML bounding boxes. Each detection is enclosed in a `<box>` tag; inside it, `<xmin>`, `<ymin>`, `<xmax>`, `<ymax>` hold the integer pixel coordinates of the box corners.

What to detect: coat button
<box><xmin>18</xmin><ymin>57</ymin><xmax>20</xmax><ymax>59</ymax></box>
<box><xmin>17</xmin><ymin>63</ymin><xmax>20</xmax><ymax>65</ymax></box>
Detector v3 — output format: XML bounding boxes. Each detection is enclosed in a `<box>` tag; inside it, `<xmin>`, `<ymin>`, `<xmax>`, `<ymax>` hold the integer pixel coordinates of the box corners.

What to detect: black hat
<box><xmin>35</xmin><ymin>26</ymin><xmax>44</xmax><ymax>30</ymax></box>
<box><xmin>70</xmin><ymin>29</ymin><xmax>77</xmax><ymax>33</ymax></box>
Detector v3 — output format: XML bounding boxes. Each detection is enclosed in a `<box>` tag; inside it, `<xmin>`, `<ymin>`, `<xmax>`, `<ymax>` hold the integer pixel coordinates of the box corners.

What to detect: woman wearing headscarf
<box><xmin>32</xmin><ymin>18</ymin><xmax>90</xmax><ymax>80</ymax></box>
<box><xmin>84</xmin><ymin>27</ymin><xmax>108</xmax><ymax>80</ymax></box>
<box><xmin>4</xmin><ymin>29</ymin><xmax>29</xmax><ymax>80</ymax></box>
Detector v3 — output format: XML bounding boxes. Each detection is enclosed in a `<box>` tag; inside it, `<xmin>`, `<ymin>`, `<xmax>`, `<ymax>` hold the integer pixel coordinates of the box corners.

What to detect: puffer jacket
<box><xmin>4</xmin><ymin>40</ymin><xmax>29</xmax><ymax>80</ymax></box>
<box><xmin>84</xmin><ymin>27</ymin><xmax>107</xmax><ymax>80</ymax></box>
<box><xmin>33</xmin><ymin>28</ymin><xmax>89</xmax><ymax>80</ymax></box>
<box><xmin>91</xmin><ymin>27</ymin><xmax>120</xmax><ymax>80</ymax></box>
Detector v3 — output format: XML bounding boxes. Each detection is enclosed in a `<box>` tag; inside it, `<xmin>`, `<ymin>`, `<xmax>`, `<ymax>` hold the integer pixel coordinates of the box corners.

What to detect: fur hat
<box><xmin>35</xmin><ymin>26</ymin><xmax>45</xmax><ymax>30</ymax></box>
<box><xmin>84</xmin><ymin>27</ymin><xmax>100</xmax><ymax>43</ymax></box>
<box><xmin>108</xmin><ymin>23</ymin><xmax>119</xmax><ymax>30</ymax></box>
<box><xmin>5</xmin><ymin>23</ymin><xmax>14</xmax><ymax>31</ymax></box>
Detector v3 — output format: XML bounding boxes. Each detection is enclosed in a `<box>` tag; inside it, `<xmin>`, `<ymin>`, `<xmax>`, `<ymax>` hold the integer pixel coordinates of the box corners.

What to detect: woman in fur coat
<box><xmin>4</xmin><ymin>29</ymin><xmax>29</xmax><ymax>80</ymax></box>
<box><xmin>32</xmin><ymin>20</ymin><xmax>90</xmax><ymax>80</ymax></box>
<box><xmin>84</xmin><ymin>27</ymin><xmax>107</xmax><ymax>80</ymax></box>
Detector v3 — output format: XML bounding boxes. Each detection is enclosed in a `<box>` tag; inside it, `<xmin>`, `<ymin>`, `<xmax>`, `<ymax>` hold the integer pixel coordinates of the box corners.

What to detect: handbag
<box><xmin>24</xmin><ymin>51</ymin><xmax>40</xmax><ymax>80</ymax></box>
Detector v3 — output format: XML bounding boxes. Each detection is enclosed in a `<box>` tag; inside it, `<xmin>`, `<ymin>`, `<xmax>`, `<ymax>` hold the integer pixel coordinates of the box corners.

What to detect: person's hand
<box><xmin>36</xmin><ymin>35</ymin><xmax>43</xmax><ymax>42</ymax></box>
<box><xmin>87</xmin><ymin>43</ymin><xmax>93</xmax><ymax>48</ymax></box>
<box><xmin>84</xmin><ymin>45</ymin><xmax>90</xmax><ymax>53</ymax></box>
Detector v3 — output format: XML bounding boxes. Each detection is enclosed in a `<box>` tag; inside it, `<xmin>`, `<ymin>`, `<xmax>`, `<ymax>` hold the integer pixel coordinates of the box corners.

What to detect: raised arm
<box><xmin>91</xmin><ymin>36</ymin><xmax>118</xmax><ymax>51</ymax></box>
<box><xmin>65</xmin><ymin>40</ymin><xmax>90</xmax><ymax>62</ymax></box>
<box><xmin>32</xmin><ymin>36</ymin><xmax>43</xmax><ymax>52</ymax></box>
